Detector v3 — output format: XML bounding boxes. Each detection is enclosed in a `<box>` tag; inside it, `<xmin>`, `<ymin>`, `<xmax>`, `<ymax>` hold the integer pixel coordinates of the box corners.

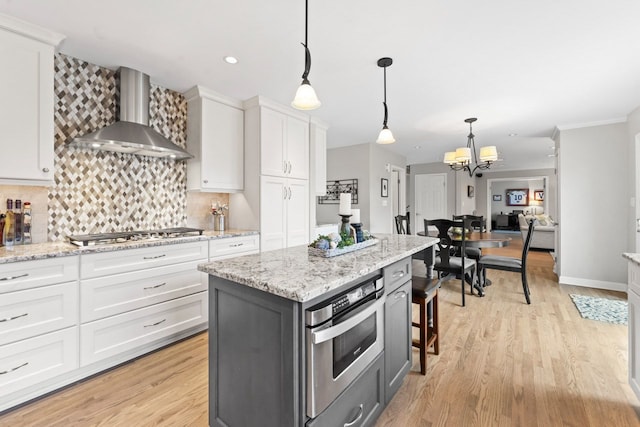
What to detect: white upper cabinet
<box><xmin>185</xmin><ymin>86</ymin><xmax>244</xmax><ymax>192</ymax></box>
<box><xmin>0</xmin><ymin>14</ymin><xmax>64</xmax><ymax>185</ymax></box>
<box><xmin>253</xmin><ymin>97</ymin><xmax>309</xmax><ymax>180</ymax></box>
<box><xmin>310</xmin><ymin>117</ymin><xmax>328</xmax><ymax>196</ymax></box>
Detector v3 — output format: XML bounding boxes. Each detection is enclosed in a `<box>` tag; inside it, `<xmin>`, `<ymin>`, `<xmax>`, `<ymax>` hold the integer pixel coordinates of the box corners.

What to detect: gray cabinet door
<box><xmin>384</xmin><ymin>279</ymin><xmax>412</xmax><ymax>403</ymax></box>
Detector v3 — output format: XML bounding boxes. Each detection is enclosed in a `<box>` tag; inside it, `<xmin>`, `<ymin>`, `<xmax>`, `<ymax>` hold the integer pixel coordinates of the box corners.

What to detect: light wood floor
<box><xmin>1</xmin><ymin>238</ymin><xmax>639</xmax><ymax>426</ymax></box>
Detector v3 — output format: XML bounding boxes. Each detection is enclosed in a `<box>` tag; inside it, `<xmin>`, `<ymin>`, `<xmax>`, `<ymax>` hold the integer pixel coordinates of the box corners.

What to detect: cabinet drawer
<box><xmin>0</xmin><ymin>281</ymin><xmax>78</xmax><ymax>346</ymax></box>
<box><xmin>307</xmin><ymin>353</ymin><xmax>384</xmax><ymax>427</ymax></box>
<box><xmin>80</xmin><ymin>241</ymin><xmax>208</xmax><ymax>279</ymax></box>
<box><xmin>0</xmin><ymin>256</ymin><xmax>78</xmax><ymax>294</ymax></box>
<box><xmin>384</xmin><ymin>258</ymin><xmax>411</xmax><ymax>294</ymax></box>
<box><xmin>0</xmin><ymin>327</ymin><xmax>78</xmax><ymax>398</ymax></box>
<box><xmin>80</xmin><ymin>292</ymin><xmax>208</xmax><ymax>366</ymax></box>
<box><xmin>80</xmin><ymin>260</ymin><xmax>207</xmax><ymax>322</ymax></box>
<box><xmin>209</xmin><ymin>235</ymin><xmax>259</xmax><ymax>260</ymax></box>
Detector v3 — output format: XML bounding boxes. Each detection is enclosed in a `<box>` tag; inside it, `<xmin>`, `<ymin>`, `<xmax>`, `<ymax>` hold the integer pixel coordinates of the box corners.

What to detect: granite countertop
<box><xmin>623</xmin><ymin>253</ymin><xmax>640</xmax><ymax>266</ymax></box>
<box><xmin>0</xmin><ymin>229</ymin><xmax>258</xmax><ymax>264</ymax></box>
<box><xmin>198</xmin><ymin>234</ymin><xmax>439</xmax><ymax>302</ymax></box>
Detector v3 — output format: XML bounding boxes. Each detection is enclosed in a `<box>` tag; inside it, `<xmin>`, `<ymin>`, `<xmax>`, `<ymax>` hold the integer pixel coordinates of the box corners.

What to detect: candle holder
<box><xmin>351</xmin><ymin>223</ymin><xmax>363</xmax><ymax>243</ymax></box>
<box><xmin>339</xmin><ymin>214</ymin><xmax>352</xmax><ymax>236</ymax></box>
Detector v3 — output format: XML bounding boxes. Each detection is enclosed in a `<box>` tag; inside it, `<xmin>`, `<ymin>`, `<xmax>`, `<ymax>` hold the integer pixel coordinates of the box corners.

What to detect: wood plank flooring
<box><xmin>1</xmin><ymin>237</ymin><xmax>638</xmax><ymax>426</ymax></box>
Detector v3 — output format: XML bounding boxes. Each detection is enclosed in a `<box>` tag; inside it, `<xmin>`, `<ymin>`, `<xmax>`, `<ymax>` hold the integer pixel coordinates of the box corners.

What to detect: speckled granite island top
<box><xmin>0</xmin><ymin>229</ymin><xmax>258</xmax><ymax>264</ymax></box>
<box><xmin>198</xmin><ymin>234</ymin><xmax>439</xmax><ymax>302</ymax></box>
<box><xmin>623</xmin><ymin>253</ymin><xmax>640</xmax><ymax>266</ymax></box>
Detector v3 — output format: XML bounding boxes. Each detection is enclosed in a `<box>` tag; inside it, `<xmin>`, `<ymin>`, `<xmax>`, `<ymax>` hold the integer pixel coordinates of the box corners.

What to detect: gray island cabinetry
<box><xmin>199</xmin><ymin>234</ymin><xmax>438</xmax><ymax>427</ymax></box>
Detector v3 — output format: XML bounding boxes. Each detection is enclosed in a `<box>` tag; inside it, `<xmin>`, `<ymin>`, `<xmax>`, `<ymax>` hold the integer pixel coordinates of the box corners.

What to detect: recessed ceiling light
<box><xmin>508</xmin><ymin>133</ymin><xmax>518</xmax><ymax>137</ymax></box>
<box><xmin>414</xmin><ymin>145</ymin><xmax>422</xmax><ymax>149</ymax></box>
<box><xmin>223</xmin><ymin>56</ymin><xmax>238</xmax><ymax>64</ymax></box>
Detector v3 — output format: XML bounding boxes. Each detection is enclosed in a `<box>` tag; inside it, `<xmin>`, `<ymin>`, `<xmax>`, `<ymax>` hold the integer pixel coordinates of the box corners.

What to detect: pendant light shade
<box><xmin>376</xmin><ymin>57</ymin><xmax>395</xmax><ymax>144</ymax></box>
<box><xmin>376</xmin><ymin>126</ymin><xmax>395</xmax><ymax>144</ymax></box>
<box><xmin>292</xmin><ymin>0</ymin><xmax>321</xmax><ymax>110</ymax></box>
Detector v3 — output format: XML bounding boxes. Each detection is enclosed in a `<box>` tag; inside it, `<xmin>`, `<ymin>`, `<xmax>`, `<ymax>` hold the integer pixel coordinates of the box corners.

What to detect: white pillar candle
<box><xmin>351</xmin><ymin>208</ymin><xmax>360</xmax><ymax>224</ymax></box>
<box><xmin>339</xmin><ymin>193</ymin><xmax>352</xmax><ymax>215</ymax></box>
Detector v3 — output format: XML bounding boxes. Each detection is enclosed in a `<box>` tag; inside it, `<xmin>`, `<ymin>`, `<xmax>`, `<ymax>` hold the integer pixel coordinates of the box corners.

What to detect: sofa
<box><xmin>518</xmin><ymin>213</ymin><xmax>555</xmax><ymax>250</ymax></box>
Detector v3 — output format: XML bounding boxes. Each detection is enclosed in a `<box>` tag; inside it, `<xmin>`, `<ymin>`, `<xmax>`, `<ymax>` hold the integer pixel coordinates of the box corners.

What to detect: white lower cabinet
<box><xmin>80</xmin><ymin>292</ymin><xmax>207</xmax><ymax>366</ymax></box>
<box><xmin>260</xmin><ymin>175</ymin><xmax>309</xmax><ymax>251</ymax></box>
<box><xmin>0</xmin><ymin>327</ymin><xmax>78</xmax><ymax>398</ymax></box>
<box><xmin>209</xmin><ymin>234</ymin><xmax>259</xmax><ymax>260</ymax></box>
<box><xmin>0</xmin><ymin>281</ymin><xmax>78</xmax><ymax>345</ymax></box>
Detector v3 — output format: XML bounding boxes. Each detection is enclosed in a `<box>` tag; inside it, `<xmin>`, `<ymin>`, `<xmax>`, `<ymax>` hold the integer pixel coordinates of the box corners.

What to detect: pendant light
<box><xmin>376</xmin><ymin>57</ymin><xmax>395</xmax><ymax>144</ymax></box>
<box><xmin>291</xmin><ymin>0</ymin><xmax>321</xmax><ymax>110</ymax></box>
<box><xmin>443</xmin><ymin>118</ymin><xmax>498</xmax><ymax>176</ymax></box>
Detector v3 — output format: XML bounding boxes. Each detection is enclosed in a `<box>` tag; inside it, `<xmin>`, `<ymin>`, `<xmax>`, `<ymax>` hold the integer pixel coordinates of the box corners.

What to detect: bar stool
<box><xmin>412</xmin><ymin>275</ymin><xmax>440</xmax><ymax>375</ymax></box>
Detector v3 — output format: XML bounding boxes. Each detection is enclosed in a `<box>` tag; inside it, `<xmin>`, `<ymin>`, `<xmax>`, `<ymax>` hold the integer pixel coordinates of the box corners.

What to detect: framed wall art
<box><xmin>506</xmin><ymin>188</ymin><xmax>529</xmax><ymax>206</ymax></box>
<box><xmin>381</xmin><ymin>178</ymin><xmax>388</xmax><ymax>197</ymax></box>
<box><xmin>492</xmin><ymin>194</ymin><xmax>502</xmax><ymax>202</ymax></box>
<box><xmin>534</xmin><ymin>189</ymin><xmax>544</xmax><ymax>201</ymax></box>
<box><xmin>467</xmin><ymin>185</ymin><xmax>474</xmax><ymax>198</ymax></box>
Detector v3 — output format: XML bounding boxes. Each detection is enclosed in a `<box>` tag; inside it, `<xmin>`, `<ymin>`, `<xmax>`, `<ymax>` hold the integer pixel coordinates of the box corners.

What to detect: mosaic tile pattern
<box><xmin>48</xmin><ymin>54</ymin><xmax>188</xmax><ymax>241</ymax></box>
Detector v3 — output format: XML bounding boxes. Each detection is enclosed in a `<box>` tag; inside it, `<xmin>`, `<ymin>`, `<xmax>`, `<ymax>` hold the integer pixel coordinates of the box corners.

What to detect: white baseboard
<box><xmin>559</xmin><ymin>276</ymin><xmax>627</xmax><ymax>293</ymax></box>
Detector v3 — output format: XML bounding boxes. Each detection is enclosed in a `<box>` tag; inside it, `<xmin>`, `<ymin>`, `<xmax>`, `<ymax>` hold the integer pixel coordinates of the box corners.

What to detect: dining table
<box><xmin>416</xmin><ymin>230</ymin><xmax>512</xmax><ymax>293</ymax></box>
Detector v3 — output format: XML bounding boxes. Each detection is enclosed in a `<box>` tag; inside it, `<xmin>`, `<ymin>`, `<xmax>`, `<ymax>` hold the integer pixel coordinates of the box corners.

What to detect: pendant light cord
<box><xmin>300</xmin><ymin>0</ymin><xmax>311</xmax><ymax>83</ymax></box>
<box><xmin>382</xmin><ymin>65</ymin><xmax>388</xmax><ymax>127</ymax></box>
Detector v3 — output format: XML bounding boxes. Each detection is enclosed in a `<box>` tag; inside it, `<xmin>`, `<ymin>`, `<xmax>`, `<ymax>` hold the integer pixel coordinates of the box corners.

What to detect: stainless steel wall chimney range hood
<box><xmin>71</xmin><ymin>67</ymin><xmax>193</xmax><ymax>160</ymax></box>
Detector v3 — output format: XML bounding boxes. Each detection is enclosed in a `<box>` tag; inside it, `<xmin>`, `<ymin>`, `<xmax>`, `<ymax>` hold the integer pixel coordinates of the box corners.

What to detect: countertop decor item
<box><xmin>309</xmin><ymin>236</ymin><xmax>378</xmax><ymax>258</ymax></box>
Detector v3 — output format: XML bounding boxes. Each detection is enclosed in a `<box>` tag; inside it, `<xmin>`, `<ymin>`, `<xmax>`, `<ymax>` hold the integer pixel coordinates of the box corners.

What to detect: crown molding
<box><xmin>0</xmin><ymin>13</ymin><xmax>65</xmax><ymax>47</ymax></box>
<box><xmin>555</xmin><ymin>117</ymin><xmax>627</xmax><ymax>132</ymax></box>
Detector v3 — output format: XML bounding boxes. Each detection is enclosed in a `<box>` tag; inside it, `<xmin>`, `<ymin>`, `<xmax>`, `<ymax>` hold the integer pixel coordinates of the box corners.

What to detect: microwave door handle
<box><xmin>311</xmin><ymin>296</ymin><xmax>385</xmax><ymax>345</ymax></box>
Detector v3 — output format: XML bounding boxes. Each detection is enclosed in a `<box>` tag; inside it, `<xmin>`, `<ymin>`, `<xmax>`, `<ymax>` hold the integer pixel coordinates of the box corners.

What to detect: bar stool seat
<box><xmin>411</xmin><ymin>275</ymin><xmax>440</xmax><ymax>375</ymax></box>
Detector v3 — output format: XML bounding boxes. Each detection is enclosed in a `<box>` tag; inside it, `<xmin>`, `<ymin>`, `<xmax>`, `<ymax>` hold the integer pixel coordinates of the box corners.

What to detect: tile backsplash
<box><xmin>2</xmin><ymin>53</ymin><xmax>229</xmax><ymax>244</ymax></box>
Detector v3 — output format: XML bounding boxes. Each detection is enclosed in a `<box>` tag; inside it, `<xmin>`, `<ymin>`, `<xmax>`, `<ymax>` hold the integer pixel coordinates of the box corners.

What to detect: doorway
<box><xmin>389</xmin><ymin>165</ymin><xmax>406</xmax><ymax>233</ymax></box>
<box><xmin>486</xmin><ymin>176</ymin><xmax>548</xmax><ymax>231</ymax></box>
<box><xmin>414</xmin><ymin>173</ymin><xmax>447</xmax><ymax>234</ymax></box>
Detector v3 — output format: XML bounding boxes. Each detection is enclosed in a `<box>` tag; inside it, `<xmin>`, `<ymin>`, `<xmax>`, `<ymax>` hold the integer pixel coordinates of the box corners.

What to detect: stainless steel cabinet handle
<box><xmin>287</xmin><ymin>161</ymin><xmax>292</xmax><ymax>174</ymax></box>
<box><xmin>143</xmin><ymin>319</ymin><xmax>166</xmax><ymax>328</ymax></box>
<box><xmin>288</xmin><ymin>187</ymin><xmax>292</xmax><ymax>200</ymax></box>
<box><xmin>143</xmin><ymin>282</ymin><xmax>167</xmax><ymax>290</ymax></box>
<box><xmin>0</xmin><ymin>313</ymin><xmax>28</xmax><ymax>322</ymax></box>
<box><xmin>0</xmin><ymin>273</ymin><xmax>29</xmax><ymax>281</ymax></box>
<box><xmin>230</xmin><ymin>243</ymin><xmax>244</xmax><ymax>247</ymax></box>
<box><xmin>42</xmin><ymin>167</ymin><xmax>50</xmax><ymax>173</ymax></box>
<box><xmin>283</xmin><ymin>160</ymin><xmax>287</xmax><ymax>174</ymax></box>
<box><xmin>392</xmin><ymin>270</ymin><xmax>405</xmax><ymax>279</ymax></box>
<box><xmin>312</xmin><ymin>296</ymin><xmax>385</xmax><ymax>344</ymax></box>
<box><xmin>143</xmin><ymin>254</ymin><xmax>166</xmax><ymax>260</ymax></box>
<box><xmin>0</xmin><ymin>362</ymin><xmax>28</xmax><ymax>375</ymax></box>
<box><xmin>344</xmin><ymin>404</ymin><xmax>364</xmax><ymax>427</ymax></box>
<box><xmin>394</xmin><ymin>290</ymin><xmax>407</xmax><ymax>299</ymax></box>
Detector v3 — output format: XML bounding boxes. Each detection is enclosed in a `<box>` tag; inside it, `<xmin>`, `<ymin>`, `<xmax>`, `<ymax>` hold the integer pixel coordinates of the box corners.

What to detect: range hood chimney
<box><xmin>71</xmin><ymin>67</ymin><xmax>193</xmax><ymax>160</ymax></box>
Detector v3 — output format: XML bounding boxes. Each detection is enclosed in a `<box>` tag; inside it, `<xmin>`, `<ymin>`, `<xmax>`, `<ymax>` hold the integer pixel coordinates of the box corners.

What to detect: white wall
<box><xmin>317</xmin><ymin>143</ymin><xmax>406</xmax><ymax>234</ymax></box>
<box><xmin>316</xmin><ymin>144</ymin><xmax>370</xmax><ymax>226</ymax></box>
<box><xmin>556</xmin><ymin>122</ymin><xmax>628</xmax><ymax>290</ymax></box>
<box><xmin>627</xmin><ymin>106</ymin><xmax>640</xmax><ymax>252</ymax></box>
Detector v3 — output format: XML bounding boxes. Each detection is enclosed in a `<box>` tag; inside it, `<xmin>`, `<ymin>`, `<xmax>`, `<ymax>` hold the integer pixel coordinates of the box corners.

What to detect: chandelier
<box><xmin>443</xmin><ymin>118</ymin><xmax>497</xmax><ymax>176</ymax></box>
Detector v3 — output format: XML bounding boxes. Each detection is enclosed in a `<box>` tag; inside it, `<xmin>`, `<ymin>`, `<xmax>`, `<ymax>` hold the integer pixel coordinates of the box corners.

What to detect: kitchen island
<box><xmin>198</xmin><ymin>234</ymin><xmax>438</xmax><ymax>427</ymax></box>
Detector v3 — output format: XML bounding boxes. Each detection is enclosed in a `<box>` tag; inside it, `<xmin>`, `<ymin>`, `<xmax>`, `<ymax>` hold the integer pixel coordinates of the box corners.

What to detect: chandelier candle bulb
<box><xmin>339</xmin><ymin>193</ymin><xmax>352</xmax><ymax>216</ymax></box>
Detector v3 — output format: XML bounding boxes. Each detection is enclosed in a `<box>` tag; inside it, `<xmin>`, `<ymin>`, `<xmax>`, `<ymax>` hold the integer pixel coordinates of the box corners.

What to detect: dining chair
<box><xmin>453</xmin><ymin>214</ymin><xmax>484</xmax><ymax>283</ymax></box>
<box><xmin>425</xmin><ymin>219</ymin><xmax>478</xmax><ymax>307</ymax></box>
<box><xmin>479</xmin><ymin>219</ymin><xmax>535</xmax><ymax>304</ymax></box>
<box><xmin>394</xmin><ymin>213</ymin><xmax>410</xmax><ymax>235</ymax></box>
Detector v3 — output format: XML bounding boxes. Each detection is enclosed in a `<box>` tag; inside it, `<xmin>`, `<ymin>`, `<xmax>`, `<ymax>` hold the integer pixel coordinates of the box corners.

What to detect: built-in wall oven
<box><xmin>306</xmin><ymin>272</ymin><xmax>385</xmax><ymax>418</ymax></box>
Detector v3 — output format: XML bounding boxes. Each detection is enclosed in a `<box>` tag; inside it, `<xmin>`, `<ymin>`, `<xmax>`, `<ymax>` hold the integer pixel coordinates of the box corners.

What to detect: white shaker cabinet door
<box><xmin>286</xmin><ymin>116</ymin><xmax>309</xmax><ymax>180</ymax></box>
<box><xmin>629</xmin><ymin>263</ymin><xmax>640</xmax><ymax>401</ymax></box>
<box><xmin>260</xmin><ymin>175</ymin><xmax>287</xmax><ymax>252</ymax></box>
<box><xmin>0</xmin><ymin>29</ymin><xmax>56</xmax><ymax>184</ymax></box>
<box><xmin>286</xmin><ymin>178</ymin><xmax>309</xmax><ymax>248</ymax></box>
<box><xmin>260</xmin><ymin>107</ymin><xmax>287</xmax><ymax>178</ymax></box>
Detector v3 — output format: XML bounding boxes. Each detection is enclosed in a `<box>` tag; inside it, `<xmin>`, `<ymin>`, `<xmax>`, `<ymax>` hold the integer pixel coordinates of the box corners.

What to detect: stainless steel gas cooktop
<box><xmin>68</xmin><ymin>227</ymin><xmax>204</xmax><ymax>246</ymax></box>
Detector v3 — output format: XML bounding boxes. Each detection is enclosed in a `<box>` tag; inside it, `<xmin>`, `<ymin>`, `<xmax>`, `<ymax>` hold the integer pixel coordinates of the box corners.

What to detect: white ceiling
<box><xmin>2</xmin><ymin>0</ymin><xmax>640</xmax><ymax>171</ymax></box>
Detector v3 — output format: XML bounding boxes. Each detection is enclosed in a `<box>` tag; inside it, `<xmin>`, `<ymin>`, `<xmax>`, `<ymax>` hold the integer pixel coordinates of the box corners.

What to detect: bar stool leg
<box><xmin>419</xmin><ymin>297</ymin><xmax>427</xmax><ymax>375</ymax></box>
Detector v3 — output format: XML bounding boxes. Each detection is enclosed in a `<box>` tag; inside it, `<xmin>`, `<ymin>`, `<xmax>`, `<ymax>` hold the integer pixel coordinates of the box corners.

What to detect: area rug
<box><xmin>569</xmin><ymin>294</ymin><xmax>628</xmax><ymax>325</ymax></box>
